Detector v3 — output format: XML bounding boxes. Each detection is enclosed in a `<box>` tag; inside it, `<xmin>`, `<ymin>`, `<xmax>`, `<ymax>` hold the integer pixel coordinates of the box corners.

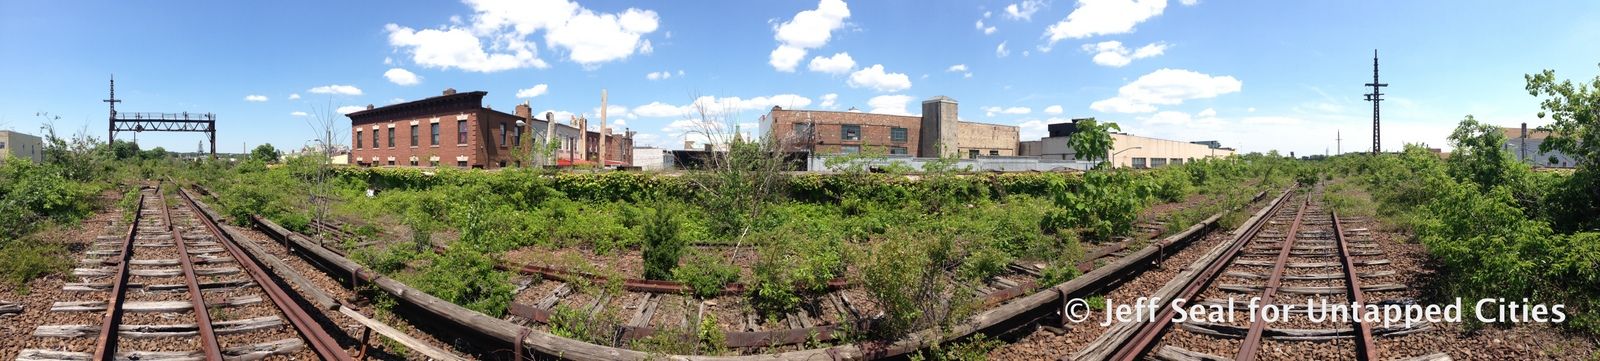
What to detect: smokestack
<box><xmin>600</xmin><ymin>89</ymin><xmax>608</xmax><ymax>166</ymax></box>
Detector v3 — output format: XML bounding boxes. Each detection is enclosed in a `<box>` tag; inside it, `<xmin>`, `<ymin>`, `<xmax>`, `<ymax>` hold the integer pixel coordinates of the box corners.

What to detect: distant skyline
<box><xmin>3</xmin><ymin>0</ymin><xmax>1598</xmax><ymax>155</ymax></box>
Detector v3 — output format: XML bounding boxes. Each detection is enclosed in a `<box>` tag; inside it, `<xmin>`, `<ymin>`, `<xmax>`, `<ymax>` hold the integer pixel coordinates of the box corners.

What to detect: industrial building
<box><xmin>346</xmin><ymin>88</ymin><xmax>633</xmax><ymax>169</ymax></box>
<box><xmin>0</xmin><ymin>130</ymin><xmax>44</xmax><ymax>163</ymax></box>
<box><xmin>764</xmin><ymin>96</ymin><xmax>1020</xmax><ymax>158</ymax></box>
<box><xmin>1019</xmin><ymin>118</ymin><xmax>1235</xmax><ymax>168</ymax></box>
<box><xmin>1502</xmin><ymin>123</ymin><xmax>1576</xmax><ymax>168</ymax></box>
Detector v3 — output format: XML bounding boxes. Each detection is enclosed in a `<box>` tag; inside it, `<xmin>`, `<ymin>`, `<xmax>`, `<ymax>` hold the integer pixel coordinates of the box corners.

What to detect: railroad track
<box><xmin>18</xmin><ymin>182</ymin><xmax>349</xmax><ymax>361</ymax></box>
<box><xmin>1077</xmin><ymin>185</ymin><xmax>1448</xmax><ymax>361</ymax></box>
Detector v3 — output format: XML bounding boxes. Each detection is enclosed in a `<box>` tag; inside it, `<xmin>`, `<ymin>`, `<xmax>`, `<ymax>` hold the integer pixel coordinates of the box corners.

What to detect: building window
<box><xmin>990</xmin><ymin>150</ymin><xmax>1000</xmax><ymax>156</ymax></box>
<box><xmin>890</xmin><ymin>127</ymin><xmax>908</xmax><ymax>142</ymax></box>
<box><xmin>840</xmin><ymin>145</ymin><xmax>860</xmax><ymax>154</ymax></box>
<box><xmin>968</xmin><ymin>149</ymin><xmax>979</xmax><ymax>159</ymax></box>
<box><xmin>388</xmin><ymin>160</ymin><xmax>396</xmax><ymax>166</ymax></box>
<box><xmin>841</xmin><ymin>124</ymin><xmax>860</xmax><ymax>141</ymax></box>
<box><xmin>430</xmin><ymin>160</ymin><xmax>438</xmax><ymax>167</ymax></box>
<box><xmin>1171</xmin><ymin>158</ymin><xmax>1183</xmax><ymax>165</ymax></box>
<box><xmin>794</xmin><ymin>123</ymin><xmax>813</xmax><ymax>137</ymax></box>
<box><xmin>410</xmin><ymin>160</ymin><xmax>418</xmax><ymax>166</ymax></box>
<box><xmin>499</xmin><ymin>122</ymin><xmax>508</xmax><ymax>147</ymax></box>
<box><xmin>372</xmin><ymin>130</ymin><xmax>379</xmax><ymax>149</ymax></box>
<box><xmin>430</xmin><ymin>123</ymin><xmax>440</xmax><ymax>145</ymax></box>
<box><xmin>457</xmin><ymin>160</ymin><xmax>468</xmax><ymax>168</ymax></box>
<box><xmin>1133</xmin><ymin>157</ymin><xmax>1147</xmax><ymax>168</ymax></box>
<box><xmin>1151</xmin><ymin>158</ymin><xmax>1168</xmax><ymax>167</ymax></box>
<box><xmin>514</xmin><ymin>124</ymin><xmax>523</xmax><ymax>146</ymax></box>
<box><xmin>410</xmin><ymin>125</ymin><xmax>419</xmax><ymax>147</ymax></box>
<box><xmin>498</xmin><ymin>160</ymin><xmax>507</xmax><ymax>168</ymax></box>
<box><xmin>457</xmin><ymin>120</ymin><xmax>468</xmax><ymax>144</ymax></box>
<box><xmin>889</xmin><ymin>146</ymin><xmax>908</xmax><ymax>155</ymax></box>
<box><xmin>354</xmin><ymin>131</ymin><xmax>362</xmax><ymax>149</ymax></box>
<box><xmin>387</xmin><ymin>127</ymin><xmax>395</xmax><ymax>147</ymax></box>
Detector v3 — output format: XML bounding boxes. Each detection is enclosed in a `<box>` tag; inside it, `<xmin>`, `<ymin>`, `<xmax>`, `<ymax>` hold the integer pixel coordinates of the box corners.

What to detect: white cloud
<box><xmin>384</xmin><ymin>68</ymin><xmax>422</xmax><ymax>86</ymax></box>
<box><xmin>1242</xmin><ymin>116</ymin><xmax>1302</xmax><ymax>125</ymax></box>
<box><xmin>389</xmin><ymin>98</ymin><xmax>406</xmax><ymax>104</ymax></box>
<box><xmin>1045</xmin><ymin>0</ymin><xmax>1168</xmax><ymax>44</ymax></box>
<box><xmin>290</xmin><ymin>111</ymin><xmax>308</xmax><ymax>117</ymax></box>
<box><xmin>820</xmin><ymin>93</ymin><xmax>839</xmax><ymax>108</ymax></box>
<box><xmin>946</xmin><ymin>64</ymin><xmax>968</xmax><ymax>72</ymax></box>
<box><xmin>1247</xmin><ymin>107</ymin><xmax>1257</xmax><ymax>113</ymax></box>
<box><xmin>847</xmin><ymin>64</ymin><xmax>912</xmax><ymax>92</ymax></box>
<box><xmin>516</xmin><ymin>84</ymin><xmax>548</xmax><ymax>98</ymax></box>
<box><xmin>639</xmin><ymin>39</ymin><xmax>653</xmax><ymax>54</ymax></box>
<box><xmin>646</xmin><ymin>71</ymin><xmax>673</xmax><ymax>80</ymax></box>
<box><xmin>244</xmin><ymin>95</ymin><xmax>268</xmax><ymax>102</ymax></box>
<box><xmin>635</xmin><ymin>94</ymin><xmax>815</xmax><ymax>118</ymax></box>
<box><xmin>983</xmin><ymin>106</ymin><xmax>1032</xmax><ymax>117</ymax></box>
<box><xmin>309</xmin><ymin>85</ymin><xmax>362</xmax><ymax>96</ymax></box>
<box><xmin>996</xmin><ymin>41</ymin><xmax>1010</xmax><ymax>58</ymax></box>
<box><xmin>975</xmin><ymin>20</ymin><xmax>997</xmax><ymax>35</ymax></box>
<box><xmin>384</xmin><ymin>24</ymin><xmax>547</xmax><ymax>72</ymax></box>
<box><xmin>1004</xmin><ymin>0</ymin><xmax>1046</xmax><ymax>21</ymax></box>
<box><xmin>1180</xmin><ymin>0</ymin><xmax>1199</xmax><ymax>5</ymax></box>
<box><xmin>1044</xmin><ymin>105</ymin><xmax>1064</xmax><ymax>115</ymax></box>
<box><xmin>337</xmin><ymin>105</ymin><xmax>366</xmax><ymax>114</ymax></box>
<box><xmin>1198</xmin><ymin>108</ymin><xmax>1217</xmax><ymax>118</ymax></box>
<box><xmin>385</xmin><ymin>0</ymin><xmax>659</xmax><ymax>71</ymax></box>
<box><xmin>1089</xmin><ymin>68</ymin><xmax>1242</xmax><ymax>113</ymax></box>
<box><xmin>1144</xmin><ymin>110</ymin><xmax>1192</xmax><ymax>125</ymax></box>
<box><xmin>1018</xmin><ymin>119</ymin><xmax>1050</xmax><ymax>140</ymax></box>
<box><xmin>593</xmin><ymin>105</ymin><xmax>630</xmax><ymax>121</ymax></box>
<box><xmin>1083</xmin><ymin>41</ymin><xmax>1168</xmax><ymax>67</ymax></box>
<box><xmin>288</xmin><ymin>93</ymin><xmax>300</xmax><ymax>100</ymax></box>
<box><xmin>769</xmin><ymin>0</ymin><xmax>851</xmax><ymax>72</ymax></box>
<box><xmin>867</xmin><ymin>94</ymin><xmax>914</xmax><ymax>115</ymax></box>
<box><xmin>807</xmin><ymin>52</ymin><xmax>856</xmax><ymax>74</ymax></box>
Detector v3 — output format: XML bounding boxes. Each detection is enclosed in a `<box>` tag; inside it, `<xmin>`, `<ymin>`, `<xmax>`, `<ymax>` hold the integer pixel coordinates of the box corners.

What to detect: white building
<box><xmin>1019</xmin><ymin>119</ymin><xmax>1235</xmax><ymax>168</ymax></box>
<box><xmin>0</xmin><ymin>130</ymin><xmax>44</xmax><ymax>163</ymax></box>
<box><xmin>1502</xmin><ymin>124</ymin><xmax>1576</xmax><ymax>168</ymax></box>
<box><xmin>631</xmin><ymin>146</ymin><xmax>668</xmax><ymax>171</ymax></box>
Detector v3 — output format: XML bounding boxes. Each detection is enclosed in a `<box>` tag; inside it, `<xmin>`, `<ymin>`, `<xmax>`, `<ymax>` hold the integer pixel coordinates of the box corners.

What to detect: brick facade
<box><xmin>766</xmin><ymin>96</ymin><xmax>1018</xmax><ymax>158</ymax></box>
<box><xmin>347</xmin><ymin>89</ymin><xmax>632</xmax><ymax>169</ymax></box>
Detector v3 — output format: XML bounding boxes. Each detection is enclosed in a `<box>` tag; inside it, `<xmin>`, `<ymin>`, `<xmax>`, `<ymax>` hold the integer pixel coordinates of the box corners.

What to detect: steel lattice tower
<box><xmin>1363</xmin><ymin>50</ymin><xmax>1387</xmax><ymax>154</ymax></box>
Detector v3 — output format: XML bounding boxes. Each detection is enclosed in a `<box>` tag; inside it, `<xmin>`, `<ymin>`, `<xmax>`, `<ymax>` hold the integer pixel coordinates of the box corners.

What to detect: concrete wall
<box><xmin>919</xmin><ymin>97</ymin><xmax>959</xmax><ymax>158</ymax></box>
<box><xmin>631</xmin><ymin>147</ymin><xmax>668</xmax><ymax>170</ymax></box>
<box><xmin>955</xmin><ymin>122</ymin><xmax>1020</xmax><ymax>157</ymax></box>
<box><xmin>0</xmin><ymin>131</ymin><xmax>44</xmax><ymax>163</ymax></box>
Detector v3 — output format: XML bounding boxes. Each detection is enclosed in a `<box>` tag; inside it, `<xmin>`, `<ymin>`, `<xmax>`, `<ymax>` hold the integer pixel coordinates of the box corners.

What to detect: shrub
<box><xmin>642</xmin><ymin>205</ymin><xmax>685</xmax><ymax>280</ymax></box>
<box><xmin>748</xmin><ymin>225</ymin><xmax>844</xmax><ymax>316</ymax></box>
<box><xmin>673</xmin><ymin>251</ymin><xmax>739</xmax><ymax>299</ymax></box>
<box><xmin>402</xmin><ymin>245</ymin><xmax>513</xmax><ymax>316</ymax></box>
<box><xmin>0</xmin><ymin>240</ymin><xmax>70</xmax><ymax>294</ymax></box>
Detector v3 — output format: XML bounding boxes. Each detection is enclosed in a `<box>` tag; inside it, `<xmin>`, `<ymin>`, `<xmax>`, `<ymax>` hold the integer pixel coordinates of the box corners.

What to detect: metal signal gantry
<box><xmin>105</xmin><ymin>75</ymin><xmax>218</xmax><ymax>159</ymax></box>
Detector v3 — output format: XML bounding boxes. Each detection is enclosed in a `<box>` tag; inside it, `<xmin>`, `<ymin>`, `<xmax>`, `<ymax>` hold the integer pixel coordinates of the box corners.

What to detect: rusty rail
<box><xmin>175</xmin><ymin>184</ymin><xmax>353</xmax><ymax>361</ymax></box>
<box><xmin>90</xmin><ymin>185</ymin><xmax>144</xmax><ymax>360</ymax></box>
<box><xmin>1334</xmin><ymin>211</ymin><xmax>1379</xmax><ymax>361</ymax></box>
<box><xmin>1105</xmin><ymin>188</ymin><xmax>1300</xmax><ymax>361</ymax></box>
<box><xmin>1236</xmin><ymin>193</ymin><xmax>1311</xmax><ymax>361</ymax></box>
<box><xmin>161</xmin><ymin>182</ymin><xmax>226</xmax><ymax>360</ymax></box>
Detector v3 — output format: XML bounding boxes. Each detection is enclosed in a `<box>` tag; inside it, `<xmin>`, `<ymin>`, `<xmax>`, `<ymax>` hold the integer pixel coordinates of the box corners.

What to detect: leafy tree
<box><xmin>109</xmin><ymin>140</ymin><xmax>141</xmax><ymax>160</ymax></box>
<box><xmin>1525</xmin><ymin>66</ymin><xmax>1600</xmax><ymax>166</ymax></box>
<box><xmin>141</xmin><ymin>146</ymin><xmax>169</xmax><ymax>160</ymax></box>
<box><xmin>250</xmin><ymin>144</ymin><xmax>281</xmax><ymax>164</ymax></box>
<box><xmin>1066</xmin><ymin>118</ymin><xmax>1120</xmax><ymax>167</ymax></box>
<box><xmin>1446</xmin><ymin>115</ymin><xmax>1523</xmax><ymax>189</ymax></box>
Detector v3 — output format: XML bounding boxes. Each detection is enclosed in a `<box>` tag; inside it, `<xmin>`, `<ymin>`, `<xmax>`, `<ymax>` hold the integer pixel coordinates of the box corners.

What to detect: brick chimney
<box><xmin>366</xmin><ymin>104</ymin><xmax>374</xmax><ymax>110</ymax></box>
<box><xmin>515</xmin><ymin>102</ymin><xmax>532</xmax><ymax>119</ymax></box>
<box><xmin>443</xmin><ymin>88</ymin><xmax>457</xmax><ymax>96</ymax></box>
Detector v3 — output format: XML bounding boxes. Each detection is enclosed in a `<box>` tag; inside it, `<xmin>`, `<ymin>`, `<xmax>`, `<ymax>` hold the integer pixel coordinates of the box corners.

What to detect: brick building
<box><xmin>346</xmin><ymin>88</ymin><xmax>632</xmax><ymax>169</ymax></box>
<box><xmin>764</xmin><ymin>96</ymin><xmax>1019</xmax><ymax>158</ymax></box>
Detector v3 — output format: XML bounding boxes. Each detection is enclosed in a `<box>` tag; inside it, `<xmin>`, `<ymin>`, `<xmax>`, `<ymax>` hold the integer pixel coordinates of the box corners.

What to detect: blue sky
<box><xmin>3</xmin><ymin>0</ymin><xmax>1598</xmax><ymax>155</ymax></box>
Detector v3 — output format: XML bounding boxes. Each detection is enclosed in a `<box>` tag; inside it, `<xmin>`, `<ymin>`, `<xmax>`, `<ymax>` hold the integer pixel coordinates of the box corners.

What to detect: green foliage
<box><xmin>0</xmin><ymin>158</ymin><xmax>100</xmax><ymax>239</ymax></box>
<box><xmin>250</xmin><ymin>143</ymin><xmax>281</xmax><ymax>163</ymax></box>
<box><xmin>642</xmin><ymin>205</ymin><xmax>685</xmax><ymax>280</ymax></box>
<box><xmin>1148</xmin><ymin>168</ymin><xmax>1193</xmax><ymax>203</ymax></box>
<box><xmin>912</xmin><ymin>334</ymin><xmax>1003</xmax><ymax>361</ymax></box>
<box><xmin>748</xmin><ymin>224</ymin><xmax>845</xmax><ymax>316</ymax></box>
<box><xmin>0</xmin><ymin>239</ymin><xmax>71</xmax><ymax>294</ymax></box>
<box><xmin>1045</xmin><ymin>170</ymin><xmax>1144</xmax><ymax>242</ymax></box>
<box><xmin>400</xmin><ymin>245</ymin><xmax>512</xmax><ymax>316</ymax></box>
<box><xmin>672</xmin><ymin>251</ymin><xmax>739</xmax><ymax>299</ymax></box>
<box><xmin>1066</xmin><ymin>118</ymin><xmax>1119</xmax><ymax>165</ymax></box>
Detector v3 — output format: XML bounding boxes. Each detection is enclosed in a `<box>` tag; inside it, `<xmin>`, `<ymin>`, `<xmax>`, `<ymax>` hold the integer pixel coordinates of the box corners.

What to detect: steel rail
<box><xmin>90</xmin><ymin>185</ymin><xmax>145</xmax><ymax>360</ymax></box>
<box><xmin>1235</xmin><ymin>193</ymin><xmax>1311</xmax><ymax>361</ymax></box>
<box><xmin>1334</xmin><ymin>211</ymin><xmax>1380</xmax><ymax>361</ymax></box>
<box><xmin>175</xmin><ymin>185</ymin><xmax>353</xmax><ymax>361</ymax></box>
<box><xmin>161</xmin><ymin>182</ymin><xmax>226</xmax><ymax>360</ymax></box>
<box><xmin>1107</xmin><ymin>187</ymin><xmax>1301</xmax><ymax>361</ymax></box>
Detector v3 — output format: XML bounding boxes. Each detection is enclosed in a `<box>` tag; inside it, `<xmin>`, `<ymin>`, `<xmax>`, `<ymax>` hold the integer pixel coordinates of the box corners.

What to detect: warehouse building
<box><xmin>1020</xmin><ymin>118</ymin><xmax>1234</xmax><ymax>168</ymax></box>
<box><xmin>346</xmin><ymin>88</ymin><xmax>632</xmax><ymax>169</ymax></box>
<box><xmin>764</xmin><ymin>96</ymin><xmax>1020</xmax><ymax>158</ymax></box>
<box><xmin>0</xmin><ymin>130</ymin><xmax>44</xmax><ymax>163</ymax></box>
<box><xmin>1502</xmin><ymin>123</ymin><xmax>1576</xmax><ymax>168</ymax></box>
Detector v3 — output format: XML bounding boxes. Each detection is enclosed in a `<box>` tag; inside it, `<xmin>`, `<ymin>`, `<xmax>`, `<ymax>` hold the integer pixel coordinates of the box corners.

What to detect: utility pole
<box><xmin>1363</xmin><ymin>49</ymin><xmax>1388</xmax><ymax>155</ymax></box>
<box><xmin>103</xmin><ymin>75</ymin><xmax>121</xmax><ymax>142</ymax></box>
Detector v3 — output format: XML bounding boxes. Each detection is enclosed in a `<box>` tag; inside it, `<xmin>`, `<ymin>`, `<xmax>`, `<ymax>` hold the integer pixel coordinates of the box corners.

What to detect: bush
<box><xmin>0</xmin><ymin>240</ymin><xmax>70</xmax><ymax>294</ymax></box>
<box><xmin>748</xmin><ymin>225</ymin><xmax>845</xmax><ymax>316</ymax></box>
<box><xmin>401</xmin><ymin>245</ymin><xmax>513</xmax><ymax>316</ymax></box>
<box><xmin>673</xmin><ymin>251</ymin><xmax>739</xmax><ymax>299</ymax></box>
<box><xmin>642</xmin><ymin>205</ymin><xmax>685</xmax><ymax>280</ymax></box>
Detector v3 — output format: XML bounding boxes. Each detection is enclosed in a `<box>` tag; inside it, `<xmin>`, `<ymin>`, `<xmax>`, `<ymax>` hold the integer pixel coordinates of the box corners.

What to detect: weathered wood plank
<box><xmin>1152</xmin><ymin>346</ymin><xmax>1230</xmax><ymax>361</ymax></box>
<box><xmin>339</xmin><ymin>306</ymin><xmax>470</xmax><ymax>361</ymax></box>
